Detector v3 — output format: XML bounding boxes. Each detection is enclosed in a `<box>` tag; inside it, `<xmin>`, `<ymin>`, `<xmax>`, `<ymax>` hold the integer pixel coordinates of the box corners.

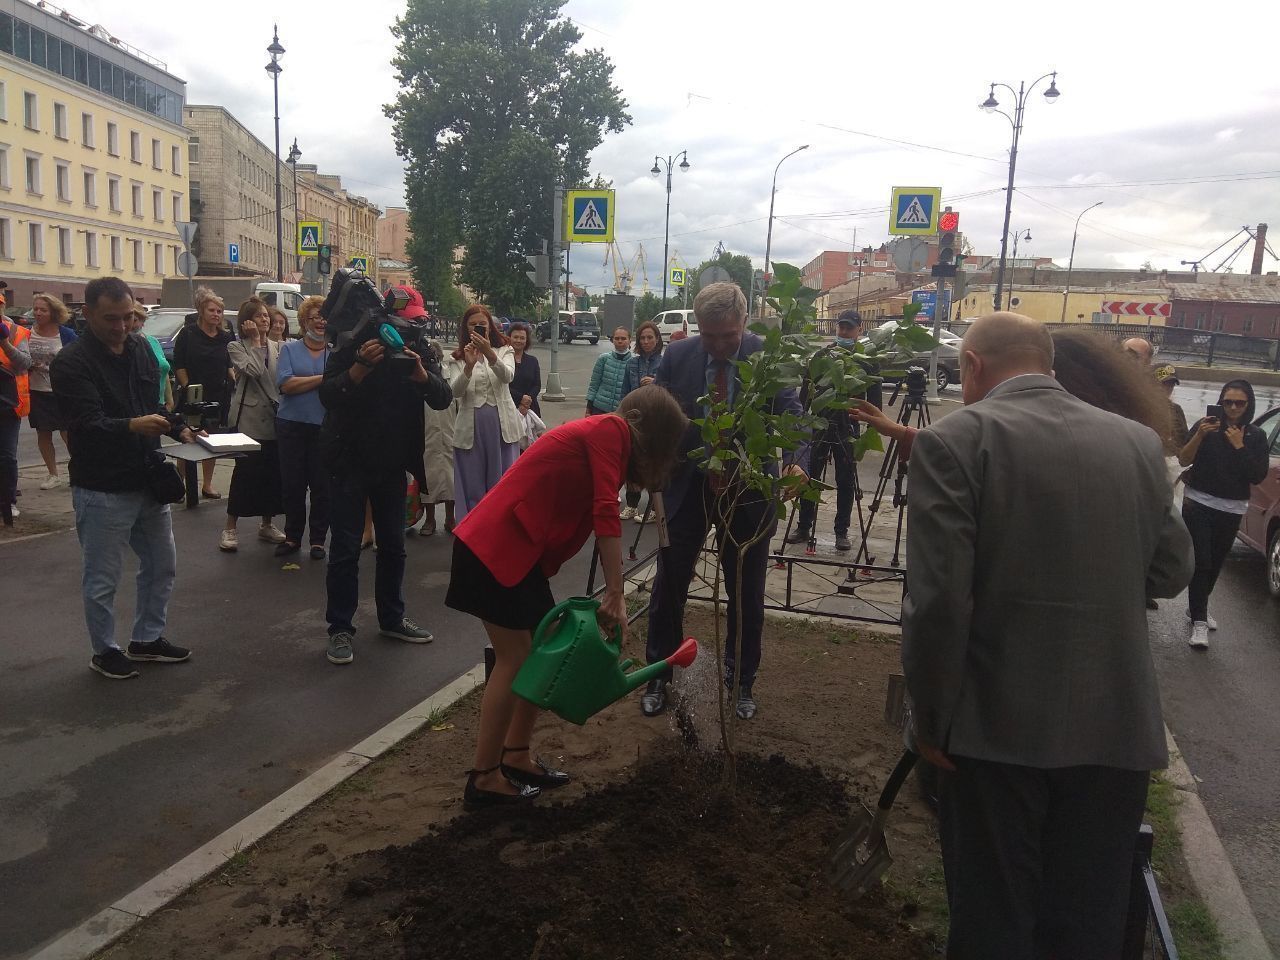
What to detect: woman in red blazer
<box><xmin>446</xmin><ymin>385</ymin><xmax>687</xmax><ymax>810</ymax></box>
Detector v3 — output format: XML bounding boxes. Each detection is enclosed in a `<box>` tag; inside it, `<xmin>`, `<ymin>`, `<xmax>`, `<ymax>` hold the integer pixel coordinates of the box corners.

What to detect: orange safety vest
<box><xmin>0</xmin><ymin>321</ymin><xmax>31</xmax><ymax>418</ymax></box>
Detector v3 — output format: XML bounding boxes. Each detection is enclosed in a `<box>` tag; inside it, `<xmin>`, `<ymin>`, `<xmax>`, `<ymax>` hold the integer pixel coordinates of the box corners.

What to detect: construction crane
<box><xmin>633</xmin><ymin>244</ymin><xmax>650</xmax><ymax>294</ymax></box>
<box><xmin>602</xmin><ymin>241</ymin><xmax>633</xmax><ymax>294</ymax></box>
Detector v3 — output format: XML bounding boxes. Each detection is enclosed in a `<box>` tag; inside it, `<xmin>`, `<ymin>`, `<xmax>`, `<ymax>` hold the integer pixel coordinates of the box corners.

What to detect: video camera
<box><xmin>904</xmin><ymin>364</ymin><xmax>928</xmax><ymax>397</ymax></box>
<box><xmin>180</xmin><ymin>382</ymin><xmax>223</xmax><ymax>431</ymax></box>
<box><xmin>321</xmin><ymin>267</ymin><xmax>435</xmax><ymax>377</ymax></box>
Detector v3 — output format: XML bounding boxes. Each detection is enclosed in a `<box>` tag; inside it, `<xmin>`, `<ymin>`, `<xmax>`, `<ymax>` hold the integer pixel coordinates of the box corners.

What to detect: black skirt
<box><xmin>28</xmin><ymin>390</ymin><xmax>67</xmax><ymax>432</ymax></box>
<box><xmin>227</xmin><ymin>440</ymin><xmax>283</xmax><ymax>519</ymax></box>
<box><xmin>445</xmin><ymin>538</ymin><xmax>555</xmax><ymax>631</ymax></box>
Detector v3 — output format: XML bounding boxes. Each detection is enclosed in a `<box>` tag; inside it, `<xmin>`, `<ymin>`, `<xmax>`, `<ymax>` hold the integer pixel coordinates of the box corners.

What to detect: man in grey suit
<box><xmin>902</xmin><ymin>313</ymin><xmax>1193</xmax><ymax>958</ymax></box>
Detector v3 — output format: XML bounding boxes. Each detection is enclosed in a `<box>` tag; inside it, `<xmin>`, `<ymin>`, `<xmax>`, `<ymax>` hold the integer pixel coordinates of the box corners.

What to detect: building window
<box><xmin>153</xmin><ymin>243</ymin><xmax>163</xmax><ymax>275</ymax></box>
<box><xmin>81</xmin><ymin>112</ymin><xmax>94</xmax><ymax>148</ymax></box>
<box><xmin>53</xmin><ymin>102</ymin><xmax>67</xmax><ymax>139</ymax></box>
<box><xmin>108</xmin><ymin>176</ymin><xmax>121</xmax><ymax>212</ymax></box>
<box><xmin>131</xmin><ymin>239</ymin><xmax>143</xmax><ymax>273</ymax></box>
<box><xmin>85</xmin><ymin>231</ymin><xmax>98</xmax><ymax>268</ymax></box>
<box><xmin>171</xmin><ymin>144</ymin><xmax>181</xmax><ymax>174</ymax></box>
<box><xmin>0</xmin><ymin>81</ymin><xmax>6</xmax><ymax>122</ymax></box>
<box><xmin>1243</xmin><ymin>318</ymin><xmax>1254</xmax><ymax>334</ymax></box>
<box><xmin>153</xmin><ymin>188</ymin><xmax>163</xmax><ymax>221</ymax></box>
<box><xmin>57</xmin><ymin>227</ymin><xmax>71</xmax><ymax>265</ymax></box>
<box><xmin>1214</xmin><ymin>314</ymin><xmax>1225</xmax><ymax>332</ymax></box>
<box><xmin>107</xmin><ymin>122</ymin><xmax>119</xmax><ymax>157</ymax></box>
<box><xmin>28</xmin><ymin>222</ymin><xmax>44</xmax><ymax>263</ymax></box>
<box><xmin>189</xmin><ymin>139</ymin><xmax>200</xmax><ymax>163</ymax></box>
<box><xmin>25</xmin><ymin>154</ymin><xmax>40</xmax><ymax>194</ymax></box>
<box><xmin>0</xmin><ymin>218</ymin><xmax>10</xmax><ymax>259</ymax></box>
<box><xmin>23</xmin><ymin>91</ymin><xmax>38</xmax><ymax>130</ymax></box>
<box><xmin>83</xmin><ymin>170</ymin><xmax>96</xmax><ymax>206</ymax></box>
<box><xmin>110</xmin><ymin>235</ymin><xmax>122</xmax><ymax>271</ymax></box>
<box><xmin>172</xmin><ymin>193</ymin><xmax>183</xmax><ymax>223</ymax></box>
<box><xmin>130</xmin><ymin>130</ymin><xmax>141</xmax><ymax>163</ymax></box>
<box><xmin>131</xmin><ymin>183</ymin><xmax>142</xmax><ymax>216</ymax></box>
<box><xmin>55</xmin><ymin>161</ymin><xmax>70</xmax><ymax>201</ymax></box>
<box><xmin>151</xmin><ymin>138</ymin><xmax>161</xmax><ymax>170</ymax></box>
<box><xmin>1194</xmin><ymin>313</ymin><xmax>1205</xmax><ymax>331</ymax></box>
<box><xmin>0</xmin><ymin>145</ymin><xmax>8</xmax><ymax>189</ymax></box>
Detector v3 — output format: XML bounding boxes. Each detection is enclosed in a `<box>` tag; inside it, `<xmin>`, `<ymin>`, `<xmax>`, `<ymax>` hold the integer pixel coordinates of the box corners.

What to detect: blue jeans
<box><xmin>325</xmin><ymin>470</ymin><xmax>407</xmax><ymax>636</ymax></box>
<box><xmin>72</xmin><ymin>487</ymin><xmax>178</xmax><ymax>655</ymax></box>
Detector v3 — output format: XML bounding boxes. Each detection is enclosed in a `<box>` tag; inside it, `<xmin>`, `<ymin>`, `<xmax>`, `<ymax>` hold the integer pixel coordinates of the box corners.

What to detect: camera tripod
<box><xmin>849</xmin><ymin>371</ymin><xmax>932</xmax><ymax>571</ymax></box>
<box><xmin>775</xmin><ymin>426</ymin><xmax>869</xmax><ymax>559</ymax></box>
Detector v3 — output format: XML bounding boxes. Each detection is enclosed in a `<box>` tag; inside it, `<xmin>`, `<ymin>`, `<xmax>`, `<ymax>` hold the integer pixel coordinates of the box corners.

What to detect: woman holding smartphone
<box><xmin>446</xmin><ymin>304</ymin><xmax>521</xmax><ymax>522</ymax></box>
<box><xmin>1178</xmin><ymin>379</ymin><xmax>1269</xmax><ymax>649</ymax></box>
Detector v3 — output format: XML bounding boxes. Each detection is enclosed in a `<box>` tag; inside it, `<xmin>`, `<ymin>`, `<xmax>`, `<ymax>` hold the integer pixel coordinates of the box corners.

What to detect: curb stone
<box><xmin>1164</xmin><ymin>728</ymin><xmax>1273</xmax><ymax>960</ymax></box>
<box><xmin>23</xmin><ymin>665</ymin><xmax>485</xmax><ymax>960</ymax></box>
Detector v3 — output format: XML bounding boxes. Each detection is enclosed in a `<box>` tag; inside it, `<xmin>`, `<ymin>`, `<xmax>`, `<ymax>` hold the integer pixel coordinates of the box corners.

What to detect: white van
<box><xmin>652</xmin><ymin>309</ymin><xmax>698</xmax><ymax>340</ymax></box>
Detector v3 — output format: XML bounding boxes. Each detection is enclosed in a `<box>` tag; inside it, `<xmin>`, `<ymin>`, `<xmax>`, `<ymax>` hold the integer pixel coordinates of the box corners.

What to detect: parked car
<box><xmin>1236</xmin><ymin>405</ymin><xmax>1280</xmax><ymax>596</ymax></box>
<box><xmin>863</xmin><ymin>321</ymin><xmax>961</xmax><ymax>392</ymax></box>
<box><xmin>652</xmin><ymin>309</ymin><xmax>698</xmax><ymax>340</ymax></box>
<box><xmin>143</xmin><ymin>308</ymin><xmax>196</xmax><ymax>362</ymax></box>
<box><xmin>537</xmin><ymin>311</ymin><xmax>599</xmax><ymax>344</ymax></box>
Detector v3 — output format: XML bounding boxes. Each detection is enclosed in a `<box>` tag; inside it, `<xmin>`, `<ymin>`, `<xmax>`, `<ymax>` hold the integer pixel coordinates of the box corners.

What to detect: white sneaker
<box><xmin>9</xmin><ymin>505</ymin><xmax>19</xmax><ymax>518</ymax></box>
<box><xmin>636</xmin><ymin>510</ymin><xmax>653</xmax><ymax>525</ymax></box>
<box><xmin>39</xmin><ymin>474</ymin><xmax>63</xmax><ymax>490</ymax></box>
<box><xmin>620</xmin><ymin>505</ymin><xmax>637</xmax><ymax>520</ymax></box>
<box><xmin>219</xmin><ymin>529</ymin><xmax>239</xmax><ymax>552</ymax></box>
<box><xmin>1188</xmin><ymin>622</ymin><xmax>1210</xmax><ymax>650</ymax></box>
<box><xmin>1184</xmin><ymin>611</ymin><xmax>1217</xmax><ymax>631</ymax></box>
<box><xmin>258</xmin><ymin>523</ymin><xmax>286</xmax><ymax>543</ymax></box>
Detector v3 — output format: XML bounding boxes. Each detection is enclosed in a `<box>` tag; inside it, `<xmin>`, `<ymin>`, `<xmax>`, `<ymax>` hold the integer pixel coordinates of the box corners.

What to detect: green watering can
<box><xmin>512</xmin><ymin>597</ymin><xmax>698</xmax><ymax>725</ymax></box>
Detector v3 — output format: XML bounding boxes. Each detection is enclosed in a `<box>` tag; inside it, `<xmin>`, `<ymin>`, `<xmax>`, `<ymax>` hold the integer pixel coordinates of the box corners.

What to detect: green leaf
<box><xmin>902</xmin><ymin>303</ymin><xmax>923</xmax><ymax>323</ymax></box>
<box><xmin>853</xmin><ymin>427</ymin><xmax>884</xmax><ymax>459</ymax></box>
<box><xmin>894</xmin><ymin>323</ymin><xmax>941</xmax><ymax>351</ymax></box>
<box><xmin>771</xmin><ymin>262</ymin><xmax>802</xmax><ymax>284</ymax></box>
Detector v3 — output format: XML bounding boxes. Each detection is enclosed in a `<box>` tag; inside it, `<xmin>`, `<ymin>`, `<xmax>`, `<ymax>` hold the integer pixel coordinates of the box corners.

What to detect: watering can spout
<box><xmin>622</xmin><ymin>637</ymin><xmax>698</xmax><ymax>695</ymax></box>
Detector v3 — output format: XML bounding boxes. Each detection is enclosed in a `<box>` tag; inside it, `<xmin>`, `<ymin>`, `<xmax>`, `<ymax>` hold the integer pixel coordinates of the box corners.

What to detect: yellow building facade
<box><xmin>957</xmin><ymin>285</ymin><xmax>1170</xmax><ymax>326</ymax></box>
<box><xmin>1</xmin><ymin>4</ymin><xmax>188</xmax><ymax>305</ymax></box>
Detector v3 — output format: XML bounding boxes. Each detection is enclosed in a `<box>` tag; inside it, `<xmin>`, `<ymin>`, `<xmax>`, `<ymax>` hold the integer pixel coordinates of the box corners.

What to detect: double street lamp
<box><xmin>287</xmin><ymin>138</ymin><xmax>302</xmax><ymax>275</ymax></box>
<box><xmin>1061</xmin><ymin>201</ymin><xmax>1103</xmax><ymax>322</ymax></box>
<box><xmin>761</xmin><ymin>144</ymin><xmax>809</xmax><ymax>318</ymax></box>
<box><xmin>1006</xmin><ymin>228</ymin><xmax>1032</xmax><ymax>307</ymax></box>
<box><xmin>651</xmin><ymin>151</ymin><xmax>689</xmax><ymax>307</ymax></box>
<box><xmin>982</xmin><ymin>71</ymin><xmax>1060</xmax><ymax>311</ymax></box>
<box><xmin>266</xmin><ymin>26</ymin><xmax>285</xmax><ymax>282</ymax></box>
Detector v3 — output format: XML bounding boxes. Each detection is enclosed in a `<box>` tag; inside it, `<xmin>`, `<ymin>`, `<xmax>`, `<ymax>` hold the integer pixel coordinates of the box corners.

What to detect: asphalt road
<box><xmin>1</xmin><ymin>340</ymin><xmax>641</xmax><ymax>959</ymax></box>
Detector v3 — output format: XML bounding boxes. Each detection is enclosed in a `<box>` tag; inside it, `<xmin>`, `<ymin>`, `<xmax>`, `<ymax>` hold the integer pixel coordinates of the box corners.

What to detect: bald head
<box><xmin>1122</xmin><ymin>337</ymin><xmax>1154</xmax><ymax>364</ymax></box>
<box><xmin>961</xmin><ymin>312</ymin><xmax>1054</xmax><ymax>404</ymax></box>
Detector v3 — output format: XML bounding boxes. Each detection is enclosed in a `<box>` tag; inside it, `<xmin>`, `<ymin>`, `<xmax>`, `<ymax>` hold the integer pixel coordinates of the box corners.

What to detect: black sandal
<box><xmin>500</xmin><ymin>745</ymin><xmax>571</xmax><ymax>790</ymax></box>
<box><xmin>464</xmin><ymin>764</ymin><xmax>540</xmax><ymax>811</ymax></box>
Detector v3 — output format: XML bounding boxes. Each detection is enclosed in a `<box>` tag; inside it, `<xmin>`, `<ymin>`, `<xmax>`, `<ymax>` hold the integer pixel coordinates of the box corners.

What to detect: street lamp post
<box><xmin>1061</xmin><ymin>201</ymin><xmax>1103</xmax><ymax>322</ymax></box>
<box><xmin>287</xmin><ymin>138</ymin><xmax>301</xmax><ymax>277</ymax></box>
<box><xmin>981</xmin><ymin>72</ymin><xmax>1060</xmax><ymax>311</ymax></box>
<box><xmin>266</xmin><ymin>26</ymin><xmax>285</xmax><ymax>282</ymax></box>
<box><xmin>1007</xmin><ymin>228</ymin><xmax>1031</xmax><ymax>309</ymax></box>
<box><xmin>651</xmin><ymin>151</ymin><xmax>689</xmax><ymax>309</ymax></box>
<box><xmin>761</xmin><ymin>144</ymin><xmax>809</xmax><ymax>317</ymax></box>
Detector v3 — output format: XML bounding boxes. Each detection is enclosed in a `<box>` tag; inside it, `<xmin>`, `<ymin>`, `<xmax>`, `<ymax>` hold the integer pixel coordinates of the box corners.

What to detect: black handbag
<box><xmin>143</xmin><ymin>450</ymin><xmax>186</xmax><ymax>505</ymax></box>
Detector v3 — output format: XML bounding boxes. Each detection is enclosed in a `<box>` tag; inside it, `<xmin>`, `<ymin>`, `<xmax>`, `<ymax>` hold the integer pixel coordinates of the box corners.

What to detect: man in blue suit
<box><xmin>642</xmin><ymin>282</ymin><xmax>808</xmax><ymax>719</ymax></box>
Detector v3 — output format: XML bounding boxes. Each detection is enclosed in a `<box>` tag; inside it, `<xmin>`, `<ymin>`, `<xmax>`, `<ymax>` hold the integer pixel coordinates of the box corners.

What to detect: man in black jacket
<box><xmin>51</xmin><ymin>277</ymin><xmax>197</xmax><ymax>679</ymax></box>
<box><xmin>319</xmin><ymin>330</ymin><xmax>451</xmax><ymax>665</ymax></box>
<box><xmin>786</xmin><ymin>310</ymin><xmax>882</xmax><ymax>551</ymax></box>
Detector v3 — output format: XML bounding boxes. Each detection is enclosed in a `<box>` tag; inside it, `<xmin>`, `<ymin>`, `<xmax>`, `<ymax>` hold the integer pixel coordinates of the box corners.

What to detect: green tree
<box><xmin>386</xmin><ymin>0</ymin><xmax>630</xmax><ymax>315</ymax></box>
<box><xmin>633</xmin><ymin>291</ymin><xmax>684</xmax><ymax>324</ymax></box>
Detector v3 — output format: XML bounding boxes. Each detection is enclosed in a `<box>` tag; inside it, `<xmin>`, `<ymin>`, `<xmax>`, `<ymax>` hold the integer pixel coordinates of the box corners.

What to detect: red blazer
<box><xmin>456</xmin><ymin>414</ymin><xmax>631</xmax><ymax>587</ymax></box>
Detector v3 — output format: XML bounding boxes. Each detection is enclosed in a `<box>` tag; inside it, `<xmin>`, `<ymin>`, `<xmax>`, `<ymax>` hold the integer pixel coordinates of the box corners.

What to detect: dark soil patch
<box><xmin>328</xmin><ymin>748</ymin><xmax>933</xmax><ymax>960</ymax></box>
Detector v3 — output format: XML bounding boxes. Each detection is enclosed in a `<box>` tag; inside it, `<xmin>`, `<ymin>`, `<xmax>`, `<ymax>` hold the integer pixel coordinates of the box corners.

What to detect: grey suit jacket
<box><xmin>227</xmin><ymin>339</ymin><xmax>281</xmax><ymax>441</ymax></box>
<box><xmin>902</xmin><ymin>374</ymin><xmax>1193</xmax><ymax>771</ymax></box>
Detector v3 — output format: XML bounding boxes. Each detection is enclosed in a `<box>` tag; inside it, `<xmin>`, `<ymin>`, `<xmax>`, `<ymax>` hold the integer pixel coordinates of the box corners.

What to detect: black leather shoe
<box><xmin>736</xmin><ymin>688</ymin><xmax>758</xmax><ymax>720</ymax></box>
<box><xmin>784</xmin><ymin>528</ymin><xmax>812</xmax><ymax>545</ymax></box>
<box><xmin>463</xmin><ymin>766</ymin><xmax>540</xmax><ymax>811</ymax></box>
<box><xmin>501</xmin><ymin>747</ymin><xmax>571</xmax><ymax>790</ymax></box>
<box><xmin>834</xmin><ymin>534</ymin><xmax>852</xmax><ymax>551</ymax></box>
<box><xmin>641</xmin><ymin>677</ymin><xmax>668</xmax><ymax>716</ymax></box>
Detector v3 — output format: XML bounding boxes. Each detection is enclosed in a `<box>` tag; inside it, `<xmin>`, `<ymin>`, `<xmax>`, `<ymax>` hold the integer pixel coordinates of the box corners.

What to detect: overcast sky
<box><xmin>67</xmin><ymin>0</ymin><xmax>1280</xmax><ymax>294</ymax></box>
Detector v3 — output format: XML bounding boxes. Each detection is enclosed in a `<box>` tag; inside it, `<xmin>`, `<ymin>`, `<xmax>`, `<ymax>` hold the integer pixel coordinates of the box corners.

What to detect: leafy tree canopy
<box><xmin>386</xmin><ymin>0</ymin><xmax>630</xmax><ymax>314</ymax></box>
<box><xmin>686</xmin><ymin>251</ymin><xmax>757</xmax><ymax>306</ymax></box>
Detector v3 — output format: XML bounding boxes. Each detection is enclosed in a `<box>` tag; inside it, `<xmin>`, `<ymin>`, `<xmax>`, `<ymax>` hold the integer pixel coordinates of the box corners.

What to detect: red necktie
<box><xmin>713</xmin><ymin>362</ymin><xmax>729</xmax><ymax>404</ymax></box>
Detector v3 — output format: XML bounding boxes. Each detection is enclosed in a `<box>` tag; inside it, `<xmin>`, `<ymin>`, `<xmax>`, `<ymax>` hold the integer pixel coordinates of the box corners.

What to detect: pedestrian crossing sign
<box><xmin>297</xmin><ymin>221</ymin><xmax>322</xmax><ymax>255</ymax></box>
<box><xmin>670</xmin><ymin>267</ymin><xmax>685</xmax><ymax>287</ymax></box>
<box><xmin>349</xmin><ymin>255</ymin><xmax>369</xmax><ymax>274</ymax></box>
<box><xmin>889</xmin><ymin>187</ymin><xmax>941</xmax><ymax>236</ymax></box>
<box><xmin>564</xmin><ymin>189</ymin><xmax>615</xmax><ymax>243</ymax></box>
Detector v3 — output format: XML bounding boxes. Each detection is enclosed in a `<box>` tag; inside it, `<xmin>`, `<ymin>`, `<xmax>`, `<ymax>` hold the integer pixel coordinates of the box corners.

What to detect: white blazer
<box><xmin>446</xmin><ymin>345</ymin><xmax>522</xmax><ymax>449</ymax></box>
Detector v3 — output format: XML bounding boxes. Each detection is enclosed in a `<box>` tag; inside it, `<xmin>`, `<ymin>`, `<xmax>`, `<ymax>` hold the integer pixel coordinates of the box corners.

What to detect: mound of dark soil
<box><xmin>330</xmin><ymin>749</ymin><xmax>934</xmax><ymax>960</ymax></box>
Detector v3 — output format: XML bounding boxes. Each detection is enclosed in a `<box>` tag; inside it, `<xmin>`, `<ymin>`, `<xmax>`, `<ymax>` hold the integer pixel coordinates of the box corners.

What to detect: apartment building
<box><xmin>183</xmin><ymin>104</ymin><xmax>295</xmax><ymax>280</ymax></box>
<box><xmin>298</xmin><ymin>167</ymin><xmax>380</xmax><ymax>284</ymax></box>
<box><xmin>0</xmin><ymin>1</ymin><xmax>189</xmax><ymax>304</ymax></box>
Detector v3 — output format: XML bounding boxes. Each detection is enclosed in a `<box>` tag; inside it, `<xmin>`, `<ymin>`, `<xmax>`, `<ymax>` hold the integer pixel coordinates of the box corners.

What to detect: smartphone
<box><xmin>1206</xmin><ymin>404</ymin><xmax>1224</xmax><ymax>429</ymax></box>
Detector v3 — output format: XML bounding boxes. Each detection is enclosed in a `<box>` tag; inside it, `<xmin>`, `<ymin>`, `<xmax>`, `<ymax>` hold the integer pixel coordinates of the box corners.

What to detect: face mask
<box><xmin>615</xmin><ymin>348</ymin><xmax>630</xmax><ymax>358</ymax></box>
<box><xmin>835</xmin><ymin>336</ymin><xmax>856</xmax><ymax>348</ymax></box>
<box><xmin>305</xmin><ymin>329</ymin><xmax>325</xmax><ymax>344</ymax></box>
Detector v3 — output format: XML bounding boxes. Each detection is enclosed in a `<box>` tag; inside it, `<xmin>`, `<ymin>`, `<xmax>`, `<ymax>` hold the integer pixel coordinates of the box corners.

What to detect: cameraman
<box><xmin>319</xmin><ymin>310</ymin><xmax>452</xmax><ymax>666</ymax></box>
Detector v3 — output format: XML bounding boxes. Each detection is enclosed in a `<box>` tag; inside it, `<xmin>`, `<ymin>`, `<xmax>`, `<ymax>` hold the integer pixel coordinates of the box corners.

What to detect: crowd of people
<box><xmin>5</xmin><ymin>270</ymin><xmax>1275</xmax><ymax>955</ymax></box>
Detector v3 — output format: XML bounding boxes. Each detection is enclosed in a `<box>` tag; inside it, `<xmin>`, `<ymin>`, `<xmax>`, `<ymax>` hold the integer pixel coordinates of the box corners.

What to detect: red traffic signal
<box><xmin>938</xmin><ymin>211</ymin><xmax>960</xmax><ymax>232</ymax></box>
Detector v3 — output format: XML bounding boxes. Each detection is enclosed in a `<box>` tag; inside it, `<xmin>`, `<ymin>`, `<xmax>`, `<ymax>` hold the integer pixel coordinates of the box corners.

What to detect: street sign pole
<box><xmin>544</xmin><ymin>183</ymin><xmax>566</xmax><ymax>402</ymax></box>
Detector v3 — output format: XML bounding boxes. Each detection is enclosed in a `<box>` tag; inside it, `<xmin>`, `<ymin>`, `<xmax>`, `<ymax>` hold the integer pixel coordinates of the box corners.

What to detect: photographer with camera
<box><xmin>319</xmin><ymin>271</ymin><xmax>452</xmax><ymax>666</ymax></box>
<box><xmin>50</xmin><ymin>277</ymin><xmax>200</xmax><ymax>679</ymax></box>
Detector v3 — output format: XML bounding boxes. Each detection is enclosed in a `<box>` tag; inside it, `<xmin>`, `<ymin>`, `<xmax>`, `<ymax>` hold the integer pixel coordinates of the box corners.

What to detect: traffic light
<box><xmin>525</xmin><ymin>240</ymin><xmax>549</xmax><ymax>288</ymax></box>
<box><xmin>317</xmin><ymin>243</ymin><xmax>332</xmax><ymax>275</ymax></box>
<box><xmin>937</xmin><ymin>209</ymin><xmax>959</xmax><ymax>265</ymax></box>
